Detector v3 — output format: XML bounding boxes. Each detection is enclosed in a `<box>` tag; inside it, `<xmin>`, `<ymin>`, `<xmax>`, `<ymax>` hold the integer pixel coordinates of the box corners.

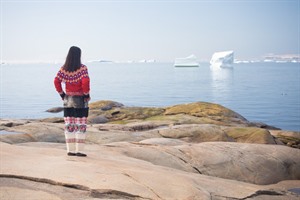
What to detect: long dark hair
<box><xmin>63</xmin><ymin>46</ymin><xmax>82</xmax><ymax>72</ymax></box>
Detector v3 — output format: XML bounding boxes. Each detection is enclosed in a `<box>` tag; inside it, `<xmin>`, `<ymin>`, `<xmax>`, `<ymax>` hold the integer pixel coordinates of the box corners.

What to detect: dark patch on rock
<box><xmin>0</xmin><ymin>120</ymin><xmax>30</xmax><ymax>127</ymax></box>
<box><xmin>46</xmin><ymin>107</ymin><xmax>64</xmax><ymax>113</ymax></box>
<box><xmin>288</xmin><ymin>188</ymin><xmax>300</xmax><ymax>195</ymax></box>
<box><xmin>111</xmin><ymin>110</ymin><xmax>120</xmax><ymax>115</ymax></box>
<box><xmin>89</xmin><ymin>116</ymin><xmax>109</xmax><ymax>124</ymax></box>
<box><xmin>126</xmin><ymin>122</ymin><xmax>158</xmax><ymax>131</ymax></box>
<box><xmin>2</xmin><ymin>122</ymin><xmax>13</xmax><ymax>127</ymax></box>
<box><xmin>249</xmin><ymin>121</ymin><xmax>281</xmax><ymax>130</ymax></box>
<box><xmin>89</xmin><ymin>100</ymin><xmax>124</xmax><ymax>110</ymax></box>
<box><xmin>100</xmin><ymin>105</ymin><xmax>112</xmax><ymax>111</ymax></box>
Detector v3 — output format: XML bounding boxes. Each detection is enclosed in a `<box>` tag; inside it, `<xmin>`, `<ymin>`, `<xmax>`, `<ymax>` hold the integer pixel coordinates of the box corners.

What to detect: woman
<box><xmin>54</xmin><ymin>46</ymin><xmax>90</xmax><ymax>157</ymax></box>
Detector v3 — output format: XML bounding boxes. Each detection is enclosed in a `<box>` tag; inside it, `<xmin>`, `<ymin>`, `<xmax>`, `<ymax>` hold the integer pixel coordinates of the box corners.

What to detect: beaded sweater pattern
<box><xmin>56</xmin><ymin>65</ymin><xmax>89</xmax><ymax>83</ymax></box>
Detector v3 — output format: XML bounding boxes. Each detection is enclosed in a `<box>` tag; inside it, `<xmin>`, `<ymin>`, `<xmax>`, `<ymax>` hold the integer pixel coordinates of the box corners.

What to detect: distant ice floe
<box><xmin>234</xmin><ymin>59</ymin><xmax>300</xmax><ymax>64</ymax></box>
<box><xmin>174</xmin><ymin>55</ymin><xmax>199</xmax><ymax>67</ymax></box>
<box><xmin>88</xmin><ymin>59</ymin><xmax>157</xmax><ymax>64</ymax></box>
<box><xmin>138</xmin><ymin>59</ymin><xmax>156</xmax><ymax>63</ymax></box>
<box><xmin>210</xmin><ymin>51</ymin><xmax>234</xmax><ymax>69</ymax></box>
<box><xmin>87</xmin><ymin>60</ymin><xmax>114</xmax><ymax>63</ymax></box>
<box><xmin>1</xmin><ymin>60</ymin><xmax>64</xmax><ymax>65</ymax></box>
<box><xmin>234</xmin><ymin>60</ymin><xmax>263</xmax><ymax>64</ymax></box>
<box><xmin>263</xmin><ymin>54</ymin><xmax>300</xmax><ymax>63</ymax></box>
<box><xmin>234</xmin><ymin>53</ymin><xmax>300</xmax><ymax>64</ymax></box>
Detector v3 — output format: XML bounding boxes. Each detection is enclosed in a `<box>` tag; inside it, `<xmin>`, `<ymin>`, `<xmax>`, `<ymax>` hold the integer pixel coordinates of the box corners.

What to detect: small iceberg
<box><xmin>210</xmin><ymin>51</ymin><xmax>234</xmax><ymax>68</ymax></box>
<box><xmin>174</xmin><ymin>55</ymin><xmax>199</xmax><ymax>67</ymax></box>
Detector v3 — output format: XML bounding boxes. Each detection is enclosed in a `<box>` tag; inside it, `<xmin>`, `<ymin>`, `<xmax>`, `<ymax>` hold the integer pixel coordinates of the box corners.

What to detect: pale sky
<box><xmin>1</xmin><ymin>0</ymin><xmax>299</xmax><ymax>62</ymax></box>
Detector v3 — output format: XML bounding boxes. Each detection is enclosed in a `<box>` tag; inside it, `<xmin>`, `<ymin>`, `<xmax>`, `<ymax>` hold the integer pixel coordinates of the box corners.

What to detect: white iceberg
<box><xmin>174</xmin><ymin>54</ymin><xmax>199</xmax><ymax>67</ymax></box>
<box><xmin>210</xmin><ymin>51</ymin><xmax>234</xmax><ymax>68</ymax></box>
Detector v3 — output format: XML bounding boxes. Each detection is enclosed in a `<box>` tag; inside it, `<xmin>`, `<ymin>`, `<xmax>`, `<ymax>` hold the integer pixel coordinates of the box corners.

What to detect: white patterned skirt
<box><xmin>63</xmin><ymin>95</ymin><xmax>89</xmax><ymax>153</ymax></box>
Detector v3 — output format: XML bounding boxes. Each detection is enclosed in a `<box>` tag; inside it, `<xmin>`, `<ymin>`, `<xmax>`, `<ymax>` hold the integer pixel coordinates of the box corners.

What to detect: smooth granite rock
<box><xmin>1</xmin><ymin>141</ymin><xmax>299</xmax><ymax>200</ymax></box>
<box><xmin>158</xmin><ymin>124</ymin><xmax>234</xmax><ymax>143</ymax></box>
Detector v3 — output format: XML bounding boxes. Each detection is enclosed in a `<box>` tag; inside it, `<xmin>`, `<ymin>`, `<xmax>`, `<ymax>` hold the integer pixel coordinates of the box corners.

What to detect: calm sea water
<box><xmin>1</xmin><ymin>62</ymin><xmax>299</xmax><ymax>131</ymax></box>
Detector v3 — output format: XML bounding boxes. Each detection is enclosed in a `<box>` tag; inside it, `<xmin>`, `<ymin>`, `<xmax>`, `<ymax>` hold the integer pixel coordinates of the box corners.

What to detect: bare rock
<box><xmin>176</xmin><ymin>142</ymin><xmax>300</xmax><ymax>185</ymax></box>
<box><xmin>88</xmin><ymin>115</ymin><xmax>109</xmax><ymax>124</ymax></box>
<box><xmin>45</xmin><ymin>107</ymin><xmax>64</xmax><ymax>113</ymax></box>
<box><xmin>0</xmin><ymin>119</ymin><xmax>31</xmax><ymax>127</ymax></box>
<box><xmin>0</xmin><ymin>185</ymin><xmax>62</xmax><ymax>200</ymax></box>
<box><xmin>40</xmin><ymin>117</ymin><xmax>64</xmax><ymax>123</ymax></box>
<box><xmin>89</xmin><ymin>100</ymin><xmax>124</xmax><ymax>110</ymax></box>
<box><xmin>139</xmin><ymin>138</ymin><xmax>187</xmax><ymax>146</ymax></box>
<box><xmin>0</xmin><ymin>177</ymin><xmax>89</xmax><ymax>200</ymax></box>
<box><xmin>94</xmin><ymin>124</ymin><xmax>134</xmax><ymax>132</ymax></box>
<box><xmin>158</xmin><ymin>124</ymin><xmax>234</xmax><ymax>143</ymax></box>
<box><xmin>270</xmin><ymin>130</ymin><xmax>300</xmax><ymax>148</ymax></box>
<box><xmin>86</xmin><ymin>129</ymin><xmax>162</xmax><ymax>144</ymax></box>
<box><xmin>126</xmin><ymin>121</ymin><xmax>160</xmax><ymax>131</ymax></box>
<box><xmin>0</xmin><ymin>122</ymin><xmax>65</xmax><ymax>144</ymax></box>
<box><xmin>101</xmin><ymin>141</ymin><xmax>300</xmax><ymax>185</ymax></box>
<box><xmin>1</xmin><ymin>141</ymin><xmax>299</xmax><ymax>200</ymax></box>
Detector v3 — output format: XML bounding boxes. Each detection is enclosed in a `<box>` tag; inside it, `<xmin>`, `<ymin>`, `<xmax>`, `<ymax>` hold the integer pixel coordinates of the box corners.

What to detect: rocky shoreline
<box><xmin>1</xmin><ymin>100</ymin><xmax>300</xmax><ymax>199</ymax></box>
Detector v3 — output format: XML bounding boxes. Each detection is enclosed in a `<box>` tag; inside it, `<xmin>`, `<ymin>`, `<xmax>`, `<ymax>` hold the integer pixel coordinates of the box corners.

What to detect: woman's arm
<box><xmin>54</xmin><ymin>77</ymin><xmax>65</xmax><ymax>99</ymax></box>
<box><xmin>82</xmin><ymin>77</ymin><xmax>90</xmax><ymax>102</ymax></box>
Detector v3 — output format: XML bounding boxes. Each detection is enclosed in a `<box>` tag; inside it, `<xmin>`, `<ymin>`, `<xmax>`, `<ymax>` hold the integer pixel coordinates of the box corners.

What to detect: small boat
<box><xmin>174</xmin><ymin>55</ymin><xmax>199</xmax><ymax>67</ymax></box>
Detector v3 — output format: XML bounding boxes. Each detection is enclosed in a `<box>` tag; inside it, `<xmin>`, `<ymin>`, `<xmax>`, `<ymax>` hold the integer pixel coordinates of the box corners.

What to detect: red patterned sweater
<box><xmin>54</xmin><ymin>64</ymin><xmax>90</xmax><ymax>96</ymax></box>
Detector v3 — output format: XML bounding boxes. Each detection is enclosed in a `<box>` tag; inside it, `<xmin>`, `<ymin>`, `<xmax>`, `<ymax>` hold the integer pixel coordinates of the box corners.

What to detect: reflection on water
<box><xmin>210</xmin><ymin>65</ymin><xmax>234</xmax><ymax>102</ymax></box>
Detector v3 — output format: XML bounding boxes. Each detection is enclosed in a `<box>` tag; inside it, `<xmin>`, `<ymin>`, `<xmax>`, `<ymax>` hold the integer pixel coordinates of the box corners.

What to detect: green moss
<box><xmin>146</xmin><ymin>115</ymin><xmax>178</xmax><ymax>121</ymax></box>
<box><xmin>108</xmin><ymin>120</ymin><xmax>128</xmax><ymax>125</ymax></box>
<box><xmin>225</xmin><ymin>127</ymin><xmax>275</xmax><ymax>144</ymax></box>
<box><xmin>275</xmin><ymin>135</ymin><xmax>300</xmax><ymax>144</ymax></box>
<box><xmin>164</xmin><ymin>102</ymin><xmax>247</xmax><ymax>122</ymax></box>
<box><xmin>145</xmin><ymin>114</ymin><xmax>223</xmax><ymax>126</ymax></box>
<box><xmin>107</xmin><ymin>107</ymin><xmax>164</xmax><ymax>121</ymax></box>
<box><xmin>89</xmin><ymin>100</ymin><xmax>116</xmax><ymax>109</ymax></box>
<box><xmin>88</xmin><ymin>101</ymin><xmax>250</xmax><ymax>127</ymax></box>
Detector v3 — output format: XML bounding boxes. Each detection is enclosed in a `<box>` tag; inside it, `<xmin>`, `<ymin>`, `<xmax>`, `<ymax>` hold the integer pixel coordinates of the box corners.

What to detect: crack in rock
<box><xmin>122</xmin><ymin>172</ymin><xmax>163</xmax><ymax>200</ymax></box>
<box><xmin>0</xmin><ymin>174</ymin><xmax>149</xmax><ymax>200</ymax></box>
<box><xmin>241</xmin><ymin>190</ymin><xmax>285</xmax><ymax>199</ymax></box>
<box><xmin>90</xmin><ymin>189</ymin><xmax>147</xmax><ymax>199</ymax></box>
<box><xmin>0</xmin><ymin>174</ymin><xmax>89</xmax><ymax>191</ymax></box>
<box><xmin>213</xmin><ymin>189</ymin><xmax>286</xmax><ymax>200</ymax></box>
<box><xmin>163</xmin><ymin>148</ymin><xmax>203</xmax><ymax>174</ymax></box>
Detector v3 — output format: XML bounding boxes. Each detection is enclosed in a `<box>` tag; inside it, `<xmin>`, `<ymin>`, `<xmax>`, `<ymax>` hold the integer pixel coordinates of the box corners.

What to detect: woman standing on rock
<box><xmin>54</xmin><ymin>46</ymin><xmax>90</xmax><ymax>157</ymax></box>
